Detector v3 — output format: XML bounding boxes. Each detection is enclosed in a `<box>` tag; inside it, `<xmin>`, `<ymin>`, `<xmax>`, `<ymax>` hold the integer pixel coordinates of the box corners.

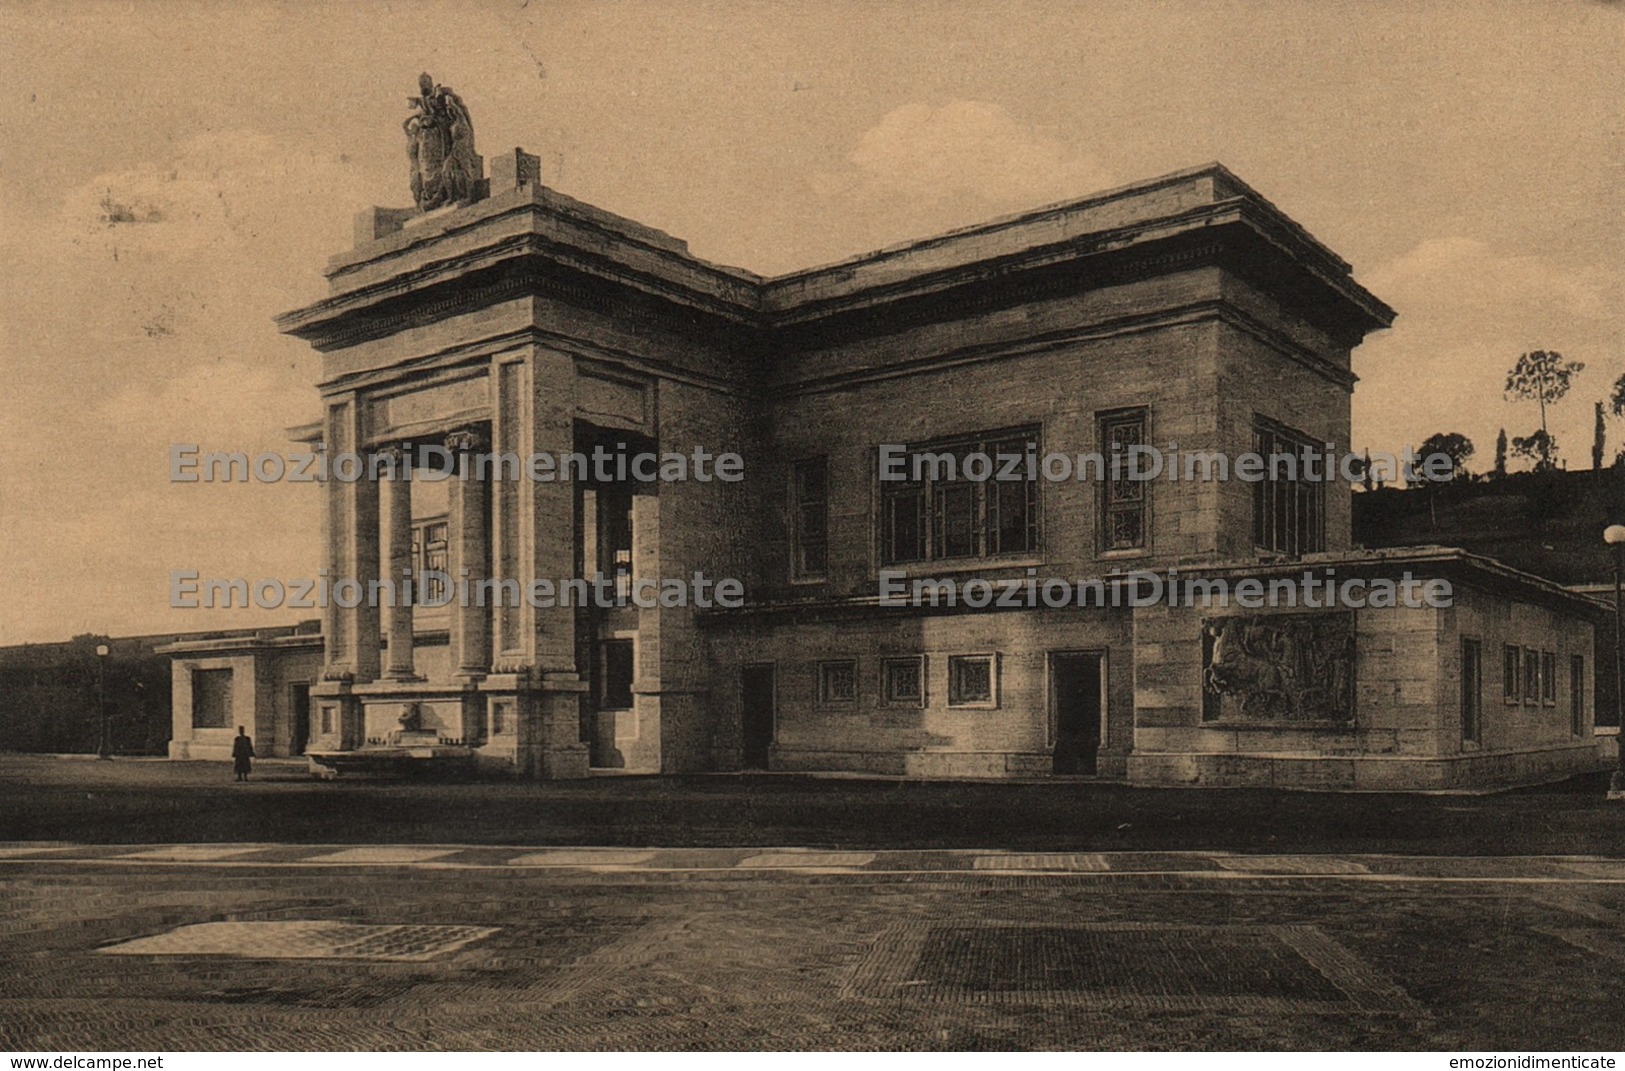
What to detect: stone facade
<box><xmin>176</xmin><ymin>155</ymin><xmax>1606</xmax><ymax>788</ymax></box>
<box><xmin>164</xmin><ymin>625</ymin><xmax>323</xmax><ymax>760</ymax></box>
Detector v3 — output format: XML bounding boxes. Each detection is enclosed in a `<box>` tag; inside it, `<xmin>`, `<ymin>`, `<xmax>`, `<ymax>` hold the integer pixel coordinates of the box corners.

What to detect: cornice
<box><xmin>276</xmin><ymin>166</ymin><xmax>1393</xmax><ymax>386</ymax></box>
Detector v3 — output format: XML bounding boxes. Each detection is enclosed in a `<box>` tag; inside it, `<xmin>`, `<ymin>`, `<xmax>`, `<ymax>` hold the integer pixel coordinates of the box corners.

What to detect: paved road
<box><xmin>7</xmin><ymin>756</ymin><xmax>1625</xmax><ymax>856</ymax></box>
<box><xmin>3</xmin><ymin>843</ymin><xmax>1622</xmax><ymax>1051</ymax></box>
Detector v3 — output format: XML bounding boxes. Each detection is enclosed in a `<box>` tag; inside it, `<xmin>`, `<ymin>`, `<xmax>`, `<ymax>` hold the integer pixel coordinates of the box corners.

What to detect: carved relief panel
<box><xmin>1201</xmin><ymin>611</ymin><xmax>1356</xmax><ymax>724</ymax></box>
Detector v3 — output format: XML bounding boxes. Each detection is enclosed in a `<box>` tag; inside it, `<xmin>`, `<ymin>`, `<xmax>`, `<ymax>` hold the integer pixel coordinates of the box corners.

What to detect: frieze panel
<box><xmin>1201</xmin><ymin>611</ymin><xmax>1355</xmax><ymax>724</ymax></box>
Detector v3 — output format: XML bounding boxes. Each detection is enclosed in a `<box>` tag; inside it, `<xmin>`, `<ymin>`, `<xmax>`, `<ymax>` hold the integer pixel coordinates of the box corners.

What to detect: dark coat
<box><xmin>232</xmin><ymin>735</ymin><xmax>254</xmax><ymax>771</ymax></box>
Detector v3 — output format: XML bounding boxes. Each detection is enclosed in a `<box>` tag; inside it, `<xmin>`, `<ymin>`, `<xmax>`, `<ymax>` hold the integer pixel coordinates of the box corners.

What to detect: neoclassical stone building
<box><xmin>166</xmin><ymin>137</ymin><xmax>1606</xmax><ymax>788</ymax></box>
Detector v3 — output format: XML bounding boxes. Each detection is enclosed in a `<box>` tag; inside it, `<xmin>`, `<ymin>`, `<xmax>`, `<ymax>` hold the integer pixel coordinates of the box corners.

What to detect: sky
<box><xmin>0</xmin><ymin>0</ymin><xmax>1620</xmax><ymax>643</ymax></box>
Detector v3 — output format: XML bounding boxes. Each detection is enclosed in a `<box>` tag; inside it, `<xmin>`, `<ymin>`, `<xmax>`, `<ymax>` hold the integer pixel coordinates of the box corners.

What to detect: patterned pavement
<box><xmin>2</xmin><ymin>843</ymin><xmax>1623</xmax><ymax>1050</ymax></box>
<box><xmin>2</xmin><ymin>841</ymin><xmax>1624</xmax><ymax>881</ymax></box>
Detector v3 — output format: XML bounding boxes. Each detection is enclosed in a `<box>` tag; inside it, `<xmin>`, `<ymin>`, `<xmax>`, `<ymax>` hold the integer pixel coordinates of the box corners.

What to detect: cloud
<box><xmin>828</xmin><ymin>100</ymin><xmax>1114</xmax><ymax>206</ymax></box>
<box><xmin>792</xmin><ymin>101</ymin><xmax>1115</xmax><ymax>262</ymax></box>
<box><xmin>0</xmin><ymin>129</ymin><xmax>371</xmax><ymax>642</ymax></box>
<box><xmin>1366</xmin><ymin>236</ymin><xmax>1607</xmax><ymax>323</ymax></box>
<box><xmin>1351</xmin><ymin>236</ymin><xmax>1620</xmax><ymax>470</ymax></box>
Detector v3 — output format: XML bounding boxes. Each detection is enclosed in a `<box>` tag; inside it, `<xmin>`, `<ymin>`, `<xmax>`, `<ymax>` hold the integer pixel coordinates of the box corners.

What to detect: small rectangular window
<box><xmin>947</xmin><ymin>654</ymin><xmax>997</xmax><ymax>708</ymax></box>
<box><xmin>1503</xmin><ymin>644</ymin><xmax>1521</xmax><ymax>703</ymax></box>
<box><xmin>791</xmin><ymin>457</ymin><xmax>828</xmax><ymax>580</ymax></box>
<box><xmin>1523</xmin><ymin>648</ymin><xmax>1541</xmax><ymax>705</ymax></box>
<box><xmin>1541</xmin><ymin>651</ymin><xmax>1557</xmax><ymax>705</ymax></box>
<box><xmin>882</xmin><ymin>656</ymin><xmax>925</xmax><ymax>706</ymax></box>
<box><xmin>1571</xmin><ymin>655</ymin><xmax>1586</xmax><ymax>736</ymax></box>
<box><xmin>1460</xmin><ymin>638</ymin><xmax>1482</xmax><ymax>744</ymax></box>
<box><xmin>818</xmin><ymin>660</ymin><xmax>857</xmax><ymax>705</ymax></box>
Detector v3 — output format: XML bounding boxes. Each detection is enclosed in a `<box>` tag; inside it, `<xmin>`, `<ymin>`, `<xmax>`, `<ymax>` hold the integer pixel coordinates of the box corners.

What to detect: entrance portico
<box><xmin>278</xmin><ymin>149</ymin><xmax>753</xmax><ymax>777</ymax></box>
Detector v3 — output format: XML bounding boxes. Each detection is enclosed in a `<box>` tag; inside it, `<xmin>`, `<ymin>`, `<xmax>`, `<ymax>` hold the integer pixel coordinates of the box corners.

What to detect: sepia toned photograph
<box><xmin>1</xmin><ymin>0</ymin><xmax>1621</xmax><ymax>1058</ymax></box>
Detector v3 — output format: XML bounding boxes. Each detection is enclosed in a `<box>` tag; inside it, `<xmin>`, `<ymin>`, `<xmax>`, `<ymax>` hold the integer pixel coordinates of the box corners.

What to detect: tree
<box><xmin>1595</xmin><ymin>401</ymin><xmax>1607</xmax><ymax>470</ymax></box>
<box><xmin>1415</xmin><ymin>432</ymin><xmax>1474</xmax><ymax>482</ymax></box>
<box><xmin>1504</xmin><ymin>350</ymin><xmax>1584</xmax><ymax>467</ymax></box>
<box><xmin>1493</xmin><ymin>428</ymin><xmax>1508</xmax><ymax>477</ymax></box>
<box><xmin>1610</xmin><ymin>373</ymin><xmax>1625</xmax><ymax>466</ymax></box>
<box><xmin>1510</xmin><ymin>429</ymin><xmax>1559</xmax><ymax>472</ymax></box>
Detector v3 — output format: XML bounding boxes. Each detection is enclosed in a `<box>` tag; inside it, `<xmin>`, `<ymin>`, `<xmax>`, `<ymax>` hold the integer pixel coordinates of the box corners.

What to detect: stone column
<box><xmin>445</xmin><ymin>428</ymin><xmax>491</xmax><ymax>679</ymax></box>
<box><xmin>381</xmin><ymin>445</ymin><xmax>419</xmax><ymax>680</ymax></box>
<box><xmin>321</xmin><ymin>397</ymin><xmax>381</xmax><ymax>685</ymax></box>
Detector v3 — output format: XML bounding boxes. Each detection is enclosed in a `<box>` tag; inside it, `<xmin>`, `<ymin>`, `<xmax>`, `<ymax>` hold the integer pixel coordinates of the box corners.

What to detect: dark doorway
<box><xmin>740</xmin><ymin>663</ymin><xmax>776</xmax><ymax>770</ymax></box>
<box><xmin>1051</xmin><ymin>652</ymin><xmax>1104</xmax><ymax>775</ymax></box>
<box><xmin>289</xmin><ymin>683</ymin><xmax>312</xmax><ymax>756</ymax></box>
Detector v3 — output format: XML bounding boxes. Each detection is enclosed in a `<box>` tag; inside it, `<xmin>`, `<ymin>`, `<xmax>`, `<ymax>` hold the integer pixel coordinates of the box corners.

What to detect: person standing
<box><xmin>232</xmin><ymin>726</ymin><xmax>255</xmax><ymax>782</ymax></box>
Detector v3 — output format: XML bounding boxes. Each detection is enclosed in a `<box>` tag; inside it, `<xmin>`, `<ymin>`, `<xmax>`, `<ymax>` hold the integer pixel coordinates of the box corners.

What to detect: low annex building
<box><xmin>167</xmin><ymin>83</ymin><xmax>1607</xmax><ymax>788</ymax></box>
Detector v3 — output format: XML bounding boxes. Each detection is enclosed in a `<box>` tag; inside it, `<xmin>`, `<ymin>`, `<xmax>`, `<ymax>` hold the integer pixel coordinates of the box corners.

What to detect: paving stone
<box><xmin>972</xmin><ymin>853</ymin><xmax>1110</xmax><ymax>872</ymax></box>
<box><xmin>1558</xmin><ymin>860</ymin><xmax>1625</xmax><ymax>880</ymax></box>
<box><xmin>117</xmin><ymin>846</ymin><xmax>271</xmax><ymax>861</ymax></box>
<box><xmin>302</xmin><ymin>847</ymin><xmax>458</xmax><ymax>865</ymax></box>
<box><xmin>99</xmin><ymin>921</ymin><xmax>498</xmax><ymax>961</ymax></box>
<box><xmin>1211</xmin><ymin>855</ymin><xmax>1370</xmax><ymax>875</ymax></box>
<box><xmin>507</xmin><ymin>850</ymin><xmax>658</xmax><ymax>867</ymax></box>
<box><xmin>736</xmin><ymin>852</ymin><xmax>877</xmax><ymax>868</ymax></box>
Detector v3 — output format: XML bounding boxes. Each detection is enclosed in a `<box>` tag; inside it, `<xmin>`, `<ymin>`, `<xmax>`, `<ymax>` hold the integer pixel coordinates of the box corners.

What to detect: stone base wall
<box><xmin>772</xmin><ymin>747</ymin><xmax>1123</xmax><ymax>779</ymax></box>
<box><xmin>708</xmin><ymin>606</ymin><xmax>1135</xmax><ymax>778</ymax></box>
<box><xmin>1128</xmin><ymin>741</ymin><xmax>1604</xmax><ymax>791</ymax></box>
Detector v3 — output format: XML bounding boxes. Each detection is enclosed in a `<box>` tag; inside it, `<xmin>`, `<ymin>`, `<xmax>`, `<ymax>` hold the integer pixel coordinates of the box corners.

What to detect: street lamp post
<box><xmin>1604</xmin><ymin>526</ymin><xmax>1625</xmax><ymax>798</ymax></box>
<box><xmin>94</xmin><ymin>643</ymin><xmax>111</xmax><ymax>760</ymax></box>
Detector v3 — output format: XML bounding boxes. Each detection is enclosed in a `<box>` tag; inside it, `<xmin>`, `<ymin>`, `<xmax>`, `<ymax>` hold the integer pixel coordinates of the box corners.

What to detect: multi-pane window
<box><xmin>882</xmin><ymin>657</ymin><xmax>925</xmax><ymax>706</ymax></box>
<box><xmin>818</xmin><ymin>660</ymin><xmax>857</xmax><ymax>705</ymax></box>
<box><xmin>791</xmin><ymin>457</ymin><xmax>829</xmax><ymax>580</ymax></box>
<box><xmin>1571</xmin><ymin>655</ymin><xmax>1586</xmax><ymax>736</ymax></box>
<box><xmin>1523</xmin><ymin>648</ymin><xmax>1541</xmax><ymax>705</ymax></box>
<box><xmin>1541</xmin><ymin>651</ymin><xmax>1557</xmax><ymax>705</ymax></box>
<box><xmin>596</xmin><ymin>489</ymin><xmax>634</xmax><ymax>604</ymax></box>
<box><xmin>1503</xmin><ymin>644</ymin><xmax>1521</xmax><ymax>702</ymax></box>
<box><xmin>947</xmin><ymin>654</ymin><xmax>996</xmax><ymax>708</ymax></box>
<box><xmin>1460</xmin><ymin>639</ymin><xmax>1482</xmax><ymax>744</ymax></box>
<box><xmin>1100</xmin><ymin>409</ymin><xmax>1148</xmax><ymax>551</ymax></box>
<box><xmin>1252</xmin><ymin>420</ymin><xmax>1326</xmax><ymax>556</ymax></box>
<box><xmin>880</xmin><ymin>428</ymin><xmax>1039</xmax><ymax>565</ymax></box>
<box><xmin>413</xmin><ymin>519</ymin><xmax>449</xmax><ymax>604</ymax></box>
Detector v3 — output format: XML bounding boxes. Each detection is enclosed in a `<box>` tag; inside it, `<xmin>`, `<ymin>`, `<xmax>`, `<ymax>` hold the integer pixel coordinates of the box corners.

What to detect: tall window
<box><xmin>595</xmin><ymin>488</ymin><xmax>635</xmax><ymax>603</ymax></box>
<box><xmin>1460</xmin><ymin>638</ymin><xmax>1482</xmax><ymax>744</ymax></box>
<box><xmin>599</xmin><ymin>639</ymin><xmax>634</xmax><ymax>710</ymax></box>
<box><xmin>880</xmin><ymin>428</ymin><xmax>1039</xmax><ymax>565</ymax></box>
<box><xmin>1571</xmin><ymin>655</ymin><xmax>1587</xmax><ymax>736</ymax></box>
<box><xmin>1503</xmin><ymin>644</ymin><xmax>1521</xmax><ymax>703</ymax></box>
<box><xmin>1252</xmin><ymin>419</ymin><xmax>1325</xmax><ymax>556</ymax></box>
<box><xmin>1523</xmin><ymin>648</ymin><xmax>1541</xmax><ymax>705</ymax></box>
<box><xmin>791</xmin><ymin>457</ymin><xmax>829</xmax><ymax>580</ymax></box>
<box><xmin>413</xmin><ymin>519</ymin><xmax>449</xmax><ymax>604</ymax></box>
<box><xmin>1100</xmin><ymin>409</ymin><xmax>1149</xmax><ymax>551</ymax></box>
<box><xmin>1541</xmin><ymin>651</ymin><xmax>1557</xmax><ymax>705</ymax></box>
